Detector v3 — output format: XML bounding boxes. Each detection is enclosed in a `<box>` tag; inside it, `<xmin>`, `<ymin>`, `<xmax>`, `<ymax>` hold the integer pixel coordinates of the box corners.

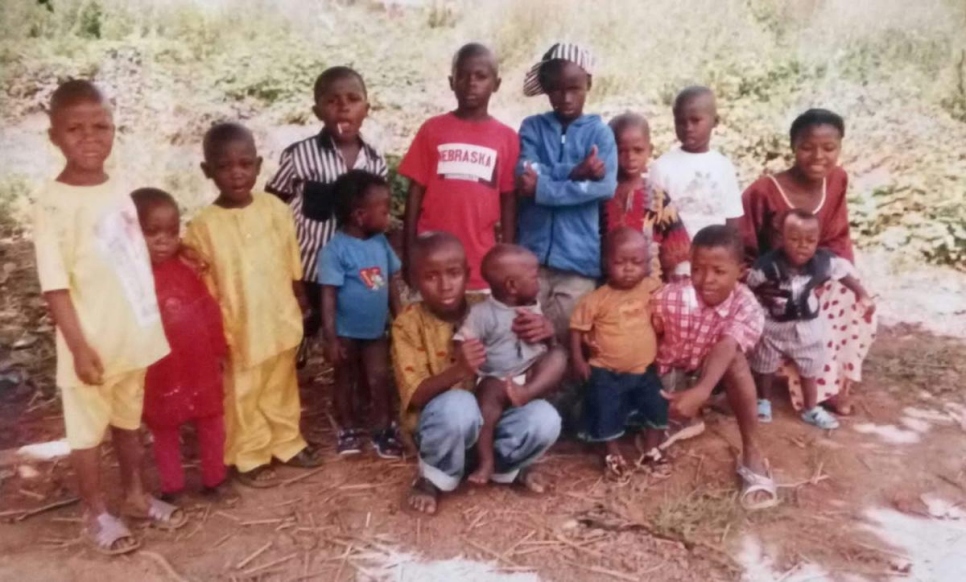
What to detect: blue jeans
<box><xmin>415</xmin><ymin>389</ymin><xmax>561</xmax><ymax>492</ymax></box>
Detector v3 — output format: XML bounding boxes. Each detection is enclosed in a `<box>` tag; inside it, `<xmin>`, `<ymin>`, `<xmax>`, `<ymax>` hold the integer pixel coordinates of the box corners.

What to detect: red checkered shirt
<box><xmin>654</xmin><ymin>282</ymin><xmax>764</xmax><ymax>374</ymax></box>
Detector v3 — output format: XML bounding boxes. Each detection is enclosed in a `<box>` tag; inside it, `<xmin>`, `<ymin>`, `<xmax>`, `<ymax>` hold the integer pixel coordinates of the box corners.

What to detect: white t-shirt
<box><xmin>649</xmin><ymin>147</ymin><xmax>744</xmax><ymax>238</ymax></box>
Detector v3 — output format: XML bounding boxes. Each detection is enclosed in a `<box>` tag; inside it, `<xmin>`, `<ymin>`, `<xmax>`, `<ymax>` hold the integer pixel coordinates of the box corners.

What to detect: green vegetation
<box><xmin>1</xmin><ymin>0</ymin><xmax>964</xmax><ymax>268</ymax></box>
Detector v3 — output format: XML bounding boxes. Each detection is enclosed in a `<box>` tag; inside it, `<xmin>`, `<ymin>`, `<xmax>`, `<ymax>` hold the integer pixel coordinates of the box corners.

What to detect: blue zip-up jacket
<box><xmin>515</xmin><ymin>112</ymin><xmax>617</xmax><ymax>278</ymax></box>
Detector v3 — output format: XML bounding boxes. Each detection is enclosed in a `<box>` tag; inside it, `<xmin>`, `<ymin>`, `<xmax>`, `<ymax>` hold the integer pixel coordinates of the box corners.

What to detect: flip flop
<box><xmin>757</xmin><ymin>399</ymin><xmax>773</xmax><ymax>423</ymax></box>
<box><xmin>284</xmin><ymin>444</ymin><xmax>325</xmax><ymax>468</ymax></box>
<box><xmin>234</xmin><ymin>465</ymin><xmax>279</xmax><ymax>488</ymax></box>
<box><xmin>122</xmin><ymin>497</ymin><xmax>188</xmax><ymax>531</ymax></box>
<box><xmin>604</xmin><ymin>454</ymin><xmax>630</xmax><ymax>483</ymax></box>
<box><xmin>84</xmin><ymin>513</ymin><xmax>140</xmax><ymax>556</ymax></box>
<box><xmin>736</xmin><ymin>462</ymin><xmax>780</xmax><ymax>511</ymax></box>
<box><xmin>802</xmin><ymin>406</ymin><xmax>840</xmax><ymax>430</ymax></box>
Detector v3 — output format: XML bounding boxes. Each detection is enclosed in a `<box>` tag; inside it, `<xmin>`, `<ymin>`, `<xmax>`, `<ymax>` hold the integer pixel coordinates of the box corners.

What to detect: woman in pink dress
<box><xmin>741</xmin><ymin>109</ymin><xmax>876</xmax><ymax>416</ymax></box>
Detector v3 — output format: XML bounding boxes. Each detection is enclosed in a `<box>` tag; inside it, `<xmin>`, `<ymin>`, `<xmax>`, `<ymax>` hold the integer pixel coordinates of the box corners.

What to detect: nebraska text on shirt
<box><xmin>435</xmin><ymin>143</ymin><xmax>497</xmax><ymax>185</ymax></box>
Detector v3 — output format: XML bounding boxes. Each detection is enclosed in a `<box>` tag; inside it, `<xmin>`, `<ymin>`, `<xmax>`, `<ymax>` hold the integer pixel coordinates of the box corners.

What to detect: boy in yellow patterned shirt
<box><xmin>33</xmin><ymin>80</ymin><xmax>184</xmax><ymax>555</ymax></box>
<box><xmin>185</xmin><ymin>122</ymin><xmax>323</xmax><ymax>488</ymax></box>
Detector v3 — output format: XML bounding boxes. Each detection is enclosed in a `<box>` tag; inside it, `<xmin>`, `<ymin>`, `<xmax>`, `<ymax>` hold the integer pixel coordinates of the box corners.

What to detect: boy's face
<box><xmin>48</xmin><ymin>100</ymin><xmax>115</xmax><ymax>173</ymax></box>
<box><xmin>201</xmin><ymin>139</ymin><xmax>262</xmax><ymax>205</ymax></box>
<box><xmin>691</xmin><ymin>245</ymin><xmax>742</xmax><ymax>307</ymax></box>
<box><xmin>450</xmin><ymin>54</ymin><xmax>500</xmax><ymax>113</ymax></box>
<box><xmin>615</xmin><ymin>126</ymin><xmax>652</xmax><ymax>178</ymax></box>
<box><xmin>355</xmin><ymin>185</ymin><xmax>392</xmax><ymax>234</ymax></box>
<box><xmin>313</xmin><ymin>76</ymin><xmax>369</xmax><ymax>145</ymax></box>
<box><xmin>415</xmin><ymin>244</ymin><xmax>469</xmax><ymax>317</ymax></box>
<box><xmin>141</xmin><ymin>203</ymin><xmax>181</xmax><ymax>264</ymax></box>
<box><xmin>607</xmin><ymin>238</ymin><xmax>648</xmax><ymax>290</ymax></box>
<box><xmin>544</xmin><ymin>61</ymin><xmax>589</xmax><ymax>123</ymax></box>
<box><xmin>793</xmin><ymin>124</ymin><xmax>842</xmax><ymax>183</ymax></box>
<box><xmin>673</xmin><ymin>95</ymin><xmax>717</xmax><ymax>153</ymax></box>
<box><xmin>781</xmin><ymin>215</ymin><xmax>820</xmax><ymax>267</ymax></box>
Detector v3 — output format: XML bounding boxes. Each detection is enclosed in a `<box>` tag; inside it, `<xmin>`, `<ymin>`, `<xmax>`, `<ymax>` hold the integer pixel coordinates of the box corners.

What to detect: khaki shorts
<box><xmin>62</xmin><ymin>369</ymin><xmax>146</xmax><ymax>450</ymax></box>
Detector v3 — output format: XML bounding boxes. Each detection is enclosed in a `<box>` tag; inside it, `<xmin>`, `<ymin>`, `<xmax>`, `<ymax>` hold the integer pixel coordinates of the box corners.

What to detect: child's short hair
<box><xmin>480</xmin><ymin>244</ymin><xmax>533</xmax><ymax>289</ymax></box>
<box><xmin>131</xmin><ymin>187</ymin><xmax>178</xmax><ymax>222</ymax></box>
<box><xmin>332</xmin><ymin>169</ymin><xmax>388</xmax><ymax>225</ymax></box>
<box><xmin>451</xmin><ymin>42</ymin><xmax>497</xmax><ymax>74</ymax></box>
<box><xmin>313</xmin><ymin>66</ymin><xmax>367</xmax><ymax>102</ymax></box>
<box><xmin>608</xmin><ymin>112</ymin><xmax>650</xmax><ymax>139</ymax></box>
<box><xmin>780</xmin><ymin>208</ymin><xmax>820</xmax><ymax>230</ymax></box>
<box><xmin>691</xmin><ymin>224</ymin><xmax>743</xmax><ymax>263</ymax></box>
<box><xmin>673</xmin><ymin>85</ymin><xmax>715</xmax><ymax>112</ymax></box>
<box><xmin>49</xmin><ymin>79</ymin><xmax>108</xmax><ymax>115</ymax></box>
<box><xmin>202</xmin><ymin>122</ymin><xmax>254</xmax><ymax>161</ymax></box>
<box><xmin>789</xmin><ymin>108</ymin><xmax>845</xmax><ymax>145</ymax></box>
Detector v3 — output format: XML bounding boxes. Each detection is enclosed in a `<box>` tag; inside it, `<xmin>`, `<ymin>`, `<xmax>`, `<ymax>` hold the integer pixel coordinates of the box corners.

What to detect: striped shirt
<box><xmin>265</xmin><ymin>130</ymin><xmax>387</xmax><ymax>282</ymax></box>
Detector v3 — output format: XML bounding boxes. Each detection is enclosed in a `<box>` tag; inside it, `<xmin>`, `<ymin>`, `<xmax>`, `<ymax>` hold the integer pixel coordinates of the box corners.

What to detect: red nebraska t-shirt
<box><xmin>399</xmin><ymin>113</ymin><xmax>520</xmax><ymax>290</ymax></box>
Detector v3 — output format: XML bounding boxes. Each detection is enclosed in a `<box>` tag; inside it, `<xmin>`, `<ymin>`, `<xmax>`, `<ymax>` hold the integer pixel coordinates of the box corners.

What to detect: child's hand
<box><xmin>569</xmin><ymin>145</ymin><xmax>606</xmax><ymax>181</ymax></box>
<box><xmin>651</xmin><ymin>312</ymin><xmax>665</xmax><ymax>335</ymax></box>
<box><xmin>518</xmin><ymin>163</ymin><xmax>538</xmax><ymax>197</ymax></box>
<box><xmin>512</xmin><ymin>309</ymin><xmax>555</xmax><ymax>345</ymax></box>
<box><xmin>661</xmin><ymin>386</ymin><xmax>706</xmax><ymax>419</ymax></box>
<box><xmin>74</xmin><ymin>343</ymin><xmax>105</xmax><ymax>386</ymax></box>
<box><xmin>457</xmin><ymin>338</ymin><xmax>486</xmax><ymax>377</ymax></box>
<box><xmin>572</xmin><ymin>358</ymin><xmax>592</xmax><ymax>383</ymax></box>
<box><xmin>325</xmin><ymin>338</ymin><xmax>347</xmax><ymax>367</ymax></box>
<box><xmin>858</xmin><ymin>295</ymin><xmax>876</xmax><ymax>323</ymax></box>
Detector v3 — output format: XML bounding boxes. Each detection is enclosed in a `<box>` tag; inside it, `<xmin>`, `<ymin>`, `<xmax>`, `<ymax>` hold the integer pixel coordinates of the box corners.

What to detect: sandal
<box><xmin>757</xmin><ymin>399</ymin><xmax>773</xmax><ymax>423</ymax></box>
<box><xmin>604</xmin><ymin>454</ymin><xmax>630</xmax><ymax>483</ymax></box>
<box><xmin>121</xmin><ymin>497</ymin><xmax>188</xmax><ymax>530</ymax></box>
<box><xmin>234</xmin><ymin>464</ymin><xmax>279</xmax><ymax>488</ymax></box>
<box><xmin>637</xmin><ymin>447</ymin><xmax>672</xmax><ymax>477</ymax></box>
<box><xmin>801</xmin><ymin>406</ymin><xmax>840</xmax><ymax>430</ymax></box>
<box><xmin>736</xmin><ymin>462</ymin><xmax>780</xmax><ymax>511</ymax></box>
<box><xmin>285</xmin><ymin>444</ymin><xmax>325</xmax><ymax>468</ymax></box>
<box><xmin>84</xmin><ymin>513</ymin><xmax>140</xmax><ymax>555</ymax></box>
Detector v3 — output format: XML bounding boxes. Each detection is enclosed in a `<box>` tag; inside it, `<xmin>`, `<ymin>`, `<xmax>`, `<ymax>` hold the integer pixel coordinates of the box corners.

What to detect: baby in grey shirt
<box><xmin>454</xmin><ymin>244</ymin><xmax>561</xmax><ymax>485</ymax></box>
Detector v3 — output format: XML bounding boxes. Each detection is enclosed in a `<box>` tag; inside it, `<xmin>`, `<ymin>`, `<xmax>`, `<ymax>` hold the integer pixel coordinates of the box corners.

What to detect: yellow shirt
<box><xmin>391</xmin><ymin>299</ymin><xmax>483</xmax><ymax>433</ymax></box>
<box><xmin>185</xmin><ymin>193</ymin><xmax>303</xmax><ymax>370</ymax></box>
<box><xmin>32</xmin><ymin>178</ymin><xmax>169</xmax><ymax>387</ymax></box>
<box><xmin>570</xmin><ymin>278</ymin><xmax>662</xmax><ymax>374</ymax></box>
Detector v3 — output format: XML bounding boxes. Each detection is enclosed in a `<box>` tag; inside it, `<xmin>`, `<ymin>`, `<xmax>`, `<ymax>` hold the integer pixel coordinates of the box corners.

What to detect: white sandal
<box><xmin>736</xmin><ymin>462</ymin><xmax>780</xmax><ymax>511</ymax></box>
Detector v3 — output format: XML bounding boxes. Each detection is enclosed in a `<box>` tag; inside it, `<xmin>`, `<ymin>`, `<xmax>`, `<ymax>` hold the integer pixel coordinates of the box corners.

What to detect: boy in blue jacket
<box><xmin>516</xmin><ymin>43</ymin><xmax>617</xmax><ymax>344</ymax></box>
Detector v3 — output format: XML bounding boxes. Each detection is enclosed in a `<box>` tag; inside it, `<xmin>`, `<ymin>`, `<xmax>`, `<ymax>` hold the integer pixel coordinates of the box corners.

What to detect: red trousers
<box><xmin>149</xmin><ymin>415</ymin><xmax>227</xmax><ymax>494</ymax></box>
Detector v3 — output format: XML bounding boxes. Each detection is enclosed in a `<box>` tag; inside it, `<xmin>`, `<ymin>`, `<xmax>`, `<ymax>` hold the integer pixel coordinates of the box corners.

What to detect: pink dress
<box><xmin>741</xmin><ymin>168</ymin><xmax>877</xmax><ymax>408</ymax></box>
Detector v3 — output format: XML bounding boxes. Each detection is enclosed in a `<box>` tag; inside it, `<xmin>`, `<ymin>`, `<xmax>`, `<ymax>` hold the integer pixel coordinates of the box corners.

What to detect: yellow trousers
<box><xmin>224</xmin><ymin>348</ymin><xmax>307</xmax><ymax>472</ymax></box>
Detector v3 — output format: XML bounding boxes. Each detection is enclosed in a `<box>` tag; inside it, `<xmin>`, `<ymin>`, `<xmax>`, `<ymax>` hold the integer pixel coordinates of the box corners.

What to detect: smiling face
<box><xmin>792</xmin><ymin>124</ymin><xmax>842</xmax><ymax>182</ymax></box>
<box><xmin>450</xmin><ymin>52</ymin><xmax>500</xmax><ymax>115</ymax></box>
<box><xmin>313</xmin><ymin>74</ymin><xmax>369</xmax><ymax>145</ymax></box>
<box><xmin>48</xmin><ymin>99</ymin><xmax>115</xmax><ymax>180</ymax></box>
<box><xmin>542</xmin><ymin>60</ymin><xmax>590</xmax><ymax>123</ymax></box>
<box><xmin>691</xmin><ymin>245</ymin><xmax>743</xmax><ymax>307</ymax></box>
<box><xmin>414</xmin><ymin>242</ymin><xmax>469</xmax><ymax>318</ymax></box>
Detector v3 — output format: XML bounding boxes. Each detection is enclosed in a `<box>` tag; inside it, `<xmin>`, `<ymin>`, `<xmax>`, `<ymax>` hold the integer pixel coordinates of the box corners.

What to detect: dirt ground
<box><xmin>1</xmin><ymin>236</ymin><xmax>965</xmax><ymax>582</ymax></box>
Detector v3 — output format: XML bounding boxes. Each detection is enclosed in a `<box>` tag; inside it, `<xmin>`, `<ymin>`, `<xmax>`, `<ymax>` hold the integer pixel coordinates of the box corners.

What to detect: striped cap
<box><xmin>523</xmin><ymin>43</ymin><xmax>596</xmax><ymax>97</ymax></box>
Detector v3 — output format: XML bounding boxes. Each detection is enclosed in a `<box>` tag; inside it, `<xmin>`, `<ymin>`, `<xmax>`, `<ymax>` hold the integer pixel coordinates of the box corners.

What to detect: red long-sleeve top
<box><xmin>740</xmin><ymin>167</ymin><xmax>855</xmax><ymax>264</ymax></box>
<box><xmin>143</xmin><ymin>258</ymin><xmax>227</xmax><ymax>429</ymax></box>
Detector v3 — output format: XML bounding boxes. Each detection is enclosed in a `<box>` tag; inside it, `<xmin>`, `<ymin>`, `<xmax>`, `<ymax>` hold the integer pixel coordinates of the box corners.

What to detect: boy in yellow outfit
<box><xmin>186</xmin><ymin>122</ymin><xmax>323</xmax><ymax>488</ymax></box>
<box><xmin>33</xmin><ymin>80</ymin><xmax>187</xmax><ymax>555</ymax></box>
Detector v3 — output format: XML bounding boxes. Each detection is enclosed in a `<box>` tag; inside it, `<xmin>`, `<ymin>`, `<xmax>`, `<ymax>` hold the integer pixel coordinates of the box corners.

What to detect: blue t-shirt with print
<box><xmin>318</xmin><ymin>231</ymin><xmax>401</xmax><ymax>339</ymax></box>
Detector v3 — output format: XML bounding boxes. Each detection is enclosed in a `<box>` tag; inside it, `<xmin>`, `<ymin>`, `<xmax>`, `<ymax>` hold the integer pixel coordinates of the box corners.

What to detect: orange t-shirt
<box><xmin>570</xmin><ymin>278</ymin><xmax>661</xmax><ymax>374</ymax></box>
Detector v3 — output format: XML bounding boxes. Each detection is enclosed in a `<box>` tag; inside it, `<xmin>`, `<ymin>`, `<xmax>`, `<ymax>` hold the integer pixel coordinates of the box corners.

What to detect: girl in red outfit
<box><xmin>740</xmin><ymin>109</ymin><xmax>877</xmax><ymax>416</ymax></box>
<box><xmin>132</xmin><ymin>188</ymin><xmax>231</xmax><ymax>500</ymax></box>
<box><xmin>605</xmin><ymin>113</ymin><xmax>691</xmax><ymax>281</ymax></box>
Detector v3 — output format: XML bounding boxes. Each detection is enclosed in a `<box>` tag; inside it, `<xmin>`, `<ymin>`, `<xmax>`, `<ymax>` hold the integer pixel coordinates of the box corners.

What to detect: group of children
<box><xmin>33</xmin><ymin>39</ymin><xmax>876</xmax><ymax>552</ymax></box>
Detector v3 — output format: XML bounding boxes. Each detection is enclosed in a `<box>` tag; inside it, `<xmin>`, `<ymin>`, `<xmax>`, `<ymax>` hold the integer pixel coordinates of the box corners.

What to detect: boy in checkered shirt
<box><xmin>652</xmin><ymin>225</ymin><xmax>777</xmax><ymax>511</ymax></box>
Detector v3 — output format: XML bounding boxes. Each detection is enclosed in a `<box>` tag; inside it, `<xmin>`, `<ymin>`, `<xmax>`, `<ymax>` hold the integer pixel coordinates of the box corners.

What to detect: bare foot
<box><xmin>407</xmin><ymin>477</ymin><xmax>438</xmax><ymax>515</ymax></box>
<box><xmin>514</xmin><ymin>469</ymin><xmax>547</xmax><ymax>494</ymax></box>
<box><xmin>467</xmin><ymin>458</ymin><xmax>493</xmax><ymax>485</ymax></box>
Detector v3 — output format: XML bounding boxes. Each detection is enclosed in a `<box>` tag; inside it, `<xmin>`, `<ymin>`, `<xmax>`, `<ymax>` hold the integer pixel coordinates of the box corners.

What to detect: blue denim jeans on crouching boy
<box><xmin>415</xmin><ymin>389</ymin><xmax>561</xmax><ymax>491</ymax></box>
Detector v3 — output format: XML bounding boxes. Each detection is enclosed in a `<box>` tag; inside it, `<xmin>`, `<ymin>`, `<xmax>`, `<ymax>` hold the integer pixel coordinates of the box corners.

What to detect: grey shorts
<box><xmin>749</xmin><ymin>318</ymin><xmax>827</xmax><ymax>378</ymax></box>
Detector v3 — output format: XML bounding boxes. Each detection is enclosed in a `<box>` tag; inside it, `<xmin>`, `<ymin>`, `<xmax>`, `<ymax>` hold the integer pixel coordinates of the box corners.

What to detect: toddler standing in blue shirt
<box><xmin>319</xmin><ymin>170</ymin><xmax>403</xmax><ymax>458</ymax></box>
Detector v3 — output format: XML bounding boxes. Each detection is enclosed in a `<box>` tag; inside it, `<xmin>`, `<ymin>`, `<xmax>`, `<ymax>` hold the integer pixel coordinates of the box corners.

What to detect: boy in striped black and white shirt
<box><xmin>266</xmin><ymin>66</ymin><xmax>388</xmax><ymax>347</ymax></box>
